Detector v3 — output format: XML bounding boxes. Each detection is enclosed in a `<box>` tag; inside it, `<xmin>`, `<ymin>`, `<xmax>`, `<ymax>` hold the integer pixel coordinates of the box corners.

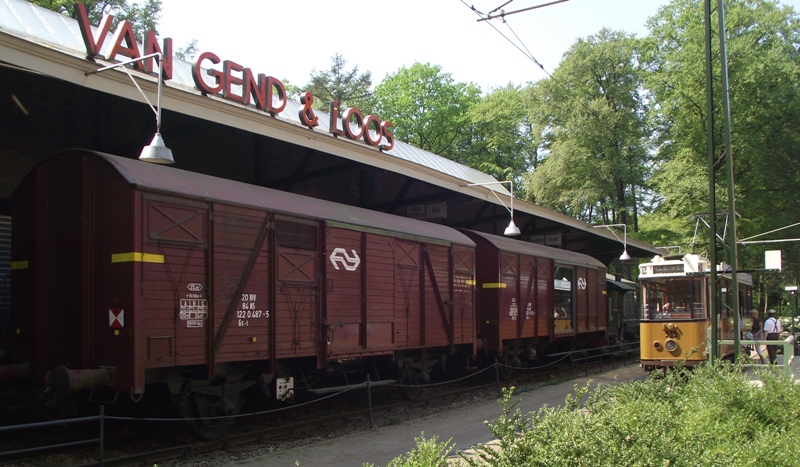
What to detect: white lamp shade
<box><xmin>139</xmin><ymin>133</ymin><xmax>174</xmax><ymax>164</ymax></box>
<box><xmin>504</xmin><ymin>219</ymin><xmax>521</xmax><ymax>236</ymax></box>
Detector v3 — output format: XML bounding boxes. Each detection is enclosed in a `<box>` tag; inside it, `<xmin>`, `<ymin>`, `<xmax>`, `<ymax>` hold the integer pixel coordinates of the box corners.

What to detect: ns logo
<box><xmin>329</xmin><ymin>248</ymin><xmax>361</xmax><ymax>271</ymax></box>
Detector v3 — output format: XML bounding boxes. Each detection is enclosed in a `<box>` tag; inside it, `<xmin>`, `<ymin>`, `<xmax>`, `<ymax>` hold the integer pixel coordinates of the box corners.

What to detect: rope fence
<box><xmin>0</xmin><ymin>342</ymin><xmax>641</xmax><ymax>465</ymax></box>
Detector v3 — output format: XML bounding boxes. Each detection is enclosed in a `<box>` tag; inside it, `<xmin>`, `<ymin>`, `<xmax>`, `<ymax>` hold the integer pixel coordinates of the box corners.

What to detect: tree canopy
<box><xmin>303</xmin><ymin>53</ymin><xmax>373</xmax><ymax>111</ymax></box>
<box><xmin>523</xmin><ymin>29</ymin><xmax>650</xmax><ymax>227</ymax></box>
<box><xmin>371</xmin><ymin>63</ymin><xmax>482</xmax><ymax>161</ymax></box>
<box><xmin>464</xmin><ymin>84</ymin><xmax>539</xmax><ymax>183</ymax></box>
<box><xmin>641</xmin><ymin>0</ymin><xmax>800</xmax><ymax>286</ymax></box>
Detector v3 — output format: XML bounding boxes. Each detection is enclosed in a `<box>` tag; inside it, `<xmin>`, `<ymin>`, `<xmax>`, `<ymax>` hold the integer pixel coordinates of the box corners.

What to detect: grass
<box><xmin>370</xmin><ymin>361</ymin><xmax>800</xmax><ymax>466</ymax></box>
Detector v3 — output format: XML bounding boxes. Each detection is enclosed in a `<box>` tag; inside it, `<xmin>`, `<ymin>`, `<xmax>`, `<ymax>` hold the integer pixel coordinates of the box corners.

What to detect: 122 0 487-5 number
<box><xmin>237</xmin><ymin>293</ymin><xmax>269</xmax><ymax>326</ymax></box>
<box><xmin>237</xmin><ymin>309</ymin><xmax>269</xmax><ymax>319</ymax></box>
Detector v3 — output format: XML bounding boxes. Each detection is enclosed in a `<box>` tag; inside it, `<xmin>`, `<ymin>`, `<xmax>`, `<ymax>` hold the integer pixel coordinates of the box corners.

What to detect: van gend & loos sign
<box><xmin>74</xmin><ymin>3</ymin><xmax>394</xmax><ymax>151</ymax></box>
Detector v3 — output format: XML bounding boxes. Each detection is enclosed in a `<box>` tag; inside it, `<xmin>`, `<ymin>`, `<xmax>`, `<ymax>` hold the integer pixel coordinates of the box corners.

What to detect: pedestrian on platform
<box><xmin>745</xmin><ymin>309</ymin><xmax>765</xmax><ymax>364</ymax></box>
<box><xmin>764</xmin><ymin>309</ymin><xmax>782</xmax><ymax>365</ymax></box>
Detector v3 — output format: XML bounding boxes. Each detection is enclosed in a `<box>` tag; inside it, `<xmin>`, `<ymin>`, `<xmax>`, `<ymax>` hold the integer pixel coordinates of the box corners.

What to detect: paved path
<box><xmin>221</xmin><ymin>353</ymin><xmax>798</xmax><ymax>467</ymax></box>
<box><xmin>230</xmin><ymin>363</ymin><xmax>648</xmax><ymax>467</ymax></box>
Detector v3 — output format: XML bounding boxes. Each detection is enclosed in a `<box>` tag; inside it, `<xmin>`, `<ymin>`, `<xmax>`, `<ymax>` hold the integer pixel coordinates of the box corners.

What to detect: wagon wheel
<box><xmin>498</xmin><ymin>355</ymin><xmax>517</xmax><ymax>381</ymax></box>
<box><xmin>399</xmin><ymin>368</ymin><xmax>425</xmax><ymax>400</ymax></box>
<box><xmin>181</xmin><ymin>391</ymin><xmax>245</xmax><ymax>441</ymax></box>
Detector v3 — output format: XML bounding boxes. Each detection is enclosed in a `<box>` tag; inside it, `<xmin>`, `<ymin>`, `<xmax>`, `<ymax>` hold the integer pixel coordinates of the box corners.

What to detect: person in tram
<box><xmin>662</xmin><ymin>302</ymin><xmax>673</xmax><ymax>316</ymax></box>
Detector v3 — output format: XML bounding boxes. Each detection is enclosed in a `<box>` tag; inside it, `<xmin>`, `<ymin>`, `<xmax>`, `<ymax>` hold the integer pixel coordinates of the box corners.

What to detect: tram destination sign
<box><xmin>73</xmin><ymin>3</ymin><xmax>394</xmax><ymax>151</ymax></box>
<box><xmin>652</xmin><ymin>264</ymin><xmax>685</xmax><ymax>274</ymax></box>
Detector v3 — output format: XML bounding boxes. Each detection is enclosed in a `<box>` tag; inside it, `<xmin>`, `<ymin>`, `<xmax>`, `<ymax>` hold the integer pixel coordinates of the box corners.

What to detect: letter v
<box><xmin>75</xmin><ymin>3</ymin><xmax>114</xmax><ymax>58</ymax></box>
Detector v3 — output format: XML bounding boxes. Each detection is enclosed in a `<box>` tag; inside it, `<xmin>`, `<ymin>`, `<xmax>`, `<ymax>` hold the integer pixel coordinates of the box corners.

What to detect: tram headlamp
<box><xmin>653</xmin><ymin>341</ymin><xmax>663</xmax><ymax>351</ymax></box>
<box><xmin>665</xmin><ymin>339</ymin><xmax>678</xmax><ymax>352</ymax></box>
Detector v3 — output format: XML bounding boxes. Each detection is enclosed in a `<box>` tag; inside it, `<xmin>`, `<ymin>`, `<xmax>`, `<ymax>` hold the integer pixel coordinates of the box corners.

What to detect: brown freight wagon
<box><xmin>461</xmin><ymin>230</ymin><xmax>607</xmax><ymax>375</ymax></box>
<box><xmin>11</xmin><ymin>149</ymin><xmax>476</xmax><ymax>437</ymax></box>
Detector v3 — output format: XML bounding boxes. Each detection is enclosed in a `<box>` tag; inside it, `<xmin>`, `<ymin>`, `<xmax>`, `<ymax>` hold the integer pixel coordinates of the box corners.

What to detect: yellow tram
<box><xmin>639</xmin><ymin>254</ymin><xmax>753</xmax><ymax>371</ymax></box>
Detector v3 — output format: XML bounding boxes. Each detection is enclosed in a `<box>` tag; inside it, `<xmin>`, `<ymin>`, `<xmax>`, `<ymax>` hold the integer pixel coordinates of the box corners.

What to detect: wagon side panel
<box><xmin>274</xmin><ymin>219</ymin><xmax>319</xmax><ymax>359</ymax></box>
<box><xmin>92</xmin><ymin>163</ymin><xmax>141</xmax><ymax>393</ymax></box>
<box><xmin>537</xmin><ymin>258</ymin><xmax>554</xmax><ymax>337</ymax></box>
<box><xmin>451</xmin><ymin>245</ymin><xmax>476</xmax><ymax>347</ymax></box>
<box><xmin>324</xmin><ymin>227</ymin><xmax>365</xmax><ymax>357</ymax></box>
<box><xmin>473</xmin><ymin>238</ymin><xmax>501</xmax><ymax>353</ymax></box>
<box><xmin>497</xmin><ymin>252</ymin><xmax>520</xmax><ymax>343</ymax></box>
<box><xmin>393</xmin><ymin>239</ymin><xmax>422</xmax><ymax>349</ymax></box>
<box><xmin>422</xmin><ymin>243</ymin><xmax>454</xmax><ymax>347</ymax></box>
<box><xmin>518</xmin><ymin>255</ymin><xmax>537</xmax><ymax>339</ymax></box>
<box><xmin>210</xmin><ymin>204</ymin><xmax>271</xmax><ymax>364</ymax></box>
<box><xmin>596</xmin><ymin>268</ymin><xmax>608</xmax><ymax>333</ymax></box>
<box><xmin>141</xmin><ymin>197</ymin><xmax>209</xmax><ymax>369</ymax></box>
<box><xmin>576</xmin><ymin>266</ymin><xmax>590</xmax><ymax>333</ymax></box>
<box><xmin>364</xmin><ymin>234</ymin><xmax>395</xmax><ymax>352</ymax></box>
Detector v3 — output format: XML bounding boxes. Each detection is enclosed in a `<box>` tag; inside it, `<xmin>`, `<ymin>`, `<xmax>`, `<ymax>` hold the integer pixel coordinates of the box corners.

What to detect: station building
<box><xmin>0</xmin><ymin>0</ymin><xmax>659</xmax><ymax>354</ymax></box>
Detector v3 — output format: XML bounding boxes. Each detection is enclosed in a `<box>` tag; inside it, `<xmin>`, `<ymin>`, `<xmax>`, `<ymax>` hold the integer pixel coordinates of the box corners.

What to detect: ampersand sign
<box><xmin>298</xmin><ymin>92</ymin><xmax>319</xmax><ymax>128</ymax></box>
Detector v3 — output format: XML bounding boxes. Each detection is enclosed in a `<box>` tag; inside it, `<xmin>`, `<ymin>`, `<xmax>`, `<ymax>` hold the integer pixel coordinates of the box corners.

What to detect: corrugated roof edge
<box><xmin>72</xmin><ymin>149</ymin><xmax>476</xmax><ymax>248</ymax></box>
<box><xmin>461</xmin><ymin>229</ymin><xmax>605</xmax><ymax>269</ymax></box>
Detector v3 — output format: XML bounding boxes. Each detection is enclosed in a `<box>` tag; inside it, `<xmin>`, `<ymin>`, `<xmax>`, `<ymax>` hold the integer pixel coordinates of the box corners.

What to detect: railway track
<box><xmin>1</xmin><ymin>346</ymin><xmax>639</xmax><ymax>466</ymax></box>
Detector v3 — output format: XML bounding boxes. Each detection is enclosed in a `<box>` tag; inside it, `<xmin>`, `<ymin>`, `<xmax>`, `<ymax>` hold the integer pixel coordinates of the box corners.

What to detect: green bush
<box><xmin>379</xmin><ymin>362</ymin><xmax>800</xmax><ymax>466</ymax></box>
<box><xmin>363</xmin><ymin>432</ymin><xmax>456</xmax><ymax>467</ymax></box>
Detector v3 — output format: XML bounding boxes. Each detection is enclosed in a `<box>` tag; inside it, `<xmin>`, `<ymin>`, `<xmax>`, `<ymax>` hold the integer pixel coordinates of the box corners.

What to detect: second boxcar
<box><xmin>462</xmin><ymin>230</ymin><xmax>607</xmax><ymax>373</ymax></box>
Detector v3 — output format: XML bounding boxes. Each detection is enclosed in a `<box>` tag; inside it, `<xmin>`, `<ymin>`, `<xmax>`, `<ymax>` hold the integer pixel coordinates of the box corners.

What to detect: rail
<box><xmin>0</xmin><ymin>405</ymin><xmax>106</xmax><ymax>465</ymax></box>
<box><xmin>721</xmin><ymin>335</ymin><xmax>796</xmax><ymax>379</ymax></box>
<box><xmin>0</xmin><ymin>350</ymin><xmax>641</xmax><ymax>465</ymax></box>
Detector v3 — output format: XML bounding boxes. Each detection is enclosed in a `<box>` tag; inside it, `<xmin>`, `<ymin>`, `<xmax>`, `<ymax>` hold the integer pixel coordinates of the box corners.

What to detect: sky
<box><xmin>158</xmin><ymin>0</ymin><xmax>800</xmax><ymax>92</ymax></box>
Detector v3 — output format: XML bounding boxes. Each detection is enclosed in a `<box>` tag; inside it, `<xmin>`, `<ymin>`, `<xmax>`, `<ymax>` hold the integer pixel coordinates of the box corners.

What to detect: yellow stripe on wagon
<box><xmin>11</xmin><ymin>260</ymin><xmax>29</xmax><ymax>270</ymax></box>
<box><xmin>111</xmin><ymin>252</ymin><xmax>165</xmax><ymax>264</ymax></box>
<box><xmin>482</xmin><ymin>282</ymin><xmax>507</xmax><ymax>288</ymax></box>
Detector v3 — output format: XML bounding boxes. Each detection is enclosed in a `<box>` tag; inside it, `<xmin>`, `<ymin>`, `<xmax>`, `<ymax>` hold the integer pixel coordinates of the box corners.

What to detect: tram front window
<box><xmin>640</xmin><ymin>277</ymin><xmax>705</xmax><ymax>320</ymax></box>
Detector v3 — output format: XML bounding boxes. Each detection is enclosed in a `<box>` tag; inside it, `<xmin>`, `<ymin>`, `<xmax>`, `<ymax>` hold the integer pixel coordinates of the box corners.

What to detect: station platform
<box><xmin>221</xmin><ymin>353</ymin><xmax>799</xmax><ymax>467</ymax></box>
<box><xmin>227</xmin><ymin>364</ymin><xmax>648</xmax><ymax>467</ymax></box>
<box><xmin>743</xmin><ymin>351</ymin><xmax>800</xmax><ymax>384</ymax></box>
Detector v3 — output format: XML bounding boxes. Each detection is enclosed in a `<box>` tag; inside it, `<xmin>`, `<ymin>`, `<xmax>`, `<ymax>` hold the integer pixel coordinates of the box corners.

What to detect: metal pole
<box><xmin>704</xmin><ymin>0</ymin><xmax>719</xmax><ymax>364</ymax></box>
<box><xmin>156</xmin><ymin>52</ymin><xmax>164</xmax><ymax>133</ymax></box>
<box><xmin>494</xmin><ymin>358</ymin><xmax>502</xmax><ymax>399</ymax></box>
<box><xmin>98</xmin><ymin>405</ymin><xmax>105</xmax><ymax>466</ymax></box>
<box><xmin>717</xmin><ymin>0</ymin><xmax>740</xmax><ymax>361</ymax></box>
<box><xmin>793</xmin><ymin>289</ymin><xmax>797</xmax><ymax>338</ymax></box>
<box><xmin>366</xmin><ymin>375</ymin><xmax>373</xmax><ymax>430</ymax></box>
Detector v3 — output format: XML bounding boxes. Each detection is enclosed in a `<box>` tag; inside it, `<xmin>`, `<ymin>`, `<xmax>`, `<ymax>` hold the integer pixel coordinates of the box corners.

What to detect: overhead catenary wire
<box><xmin>461</xmin><ymin>0</ymin><xmax>652</xmax><ymax>204</ymax></box>
<box><xmin>460</xmin><ymin>0</ymin><xmax>637</xmax><ymax>137</ymax></box>
<box><xmin>462</xmin><ymin>0</ymin><xmax>549</xmax><ymax>74</ymax></box>
<box><xmin>479</xmin><ymin>0</ymin><xmax>570</xmax><ymax>22</ymax></box>
<box><xmin>739</xmin><ymin>221</ymin><xmax>800</xmax><ymax>242</ymax></box>
<box><xmin>489</xmin><ymin>0</ymin><xmax>516</xmax><ymax>15</ymax></box>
